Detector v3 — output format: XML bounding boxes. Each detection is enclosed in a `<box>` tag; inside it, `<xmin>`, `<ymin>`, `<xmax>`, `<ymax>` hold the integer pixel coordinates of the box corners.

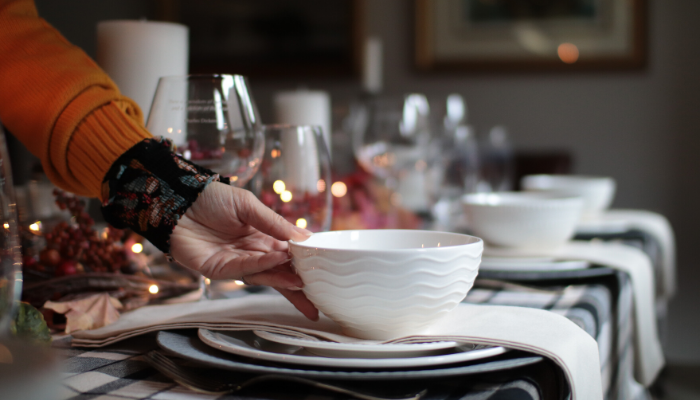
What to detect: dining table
<box><xmin>51</xmin><ymin>264</ymin><xmax>640</xmax><ymax>400</ymax></box>
<box><xmin>47</xmin><ymin>208</ymin><xmax>673</xmax><ymax>400</ymax></box>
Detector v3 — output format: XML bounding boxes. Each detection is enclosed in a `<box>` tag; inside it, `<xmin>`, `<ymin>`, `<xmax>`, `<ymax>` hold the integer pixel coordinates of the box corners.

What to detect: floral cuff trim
<box><xmin>101</xmin><ymin>137</ymin><xmax>229</xmax><ymax>254</ymax></box>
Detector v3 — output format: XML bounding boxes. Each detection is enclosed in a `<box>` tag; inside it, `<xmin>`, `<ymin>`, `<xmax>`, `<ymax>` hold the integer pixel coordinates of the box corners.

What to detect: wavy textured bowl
<box><xmin>461</xmin><ymin>192</ymin><xmax>584</xmax><ymax>251</ymax></box>
<box><xmin>289</xmin><ymin>230</ymin><xmax>483</xmax><ymax>340</ymax></box>
<box><xmin>521</xmin><ymin>175</ymin><xmax>616</xmax><ymax>219</ymax></box>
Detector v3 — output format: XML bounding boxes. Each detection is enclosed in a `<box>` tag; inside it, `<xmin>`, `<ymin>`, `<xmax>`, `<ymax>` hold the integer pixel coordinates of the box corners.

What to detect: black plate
<box><xmin>156</xmin><ymin>330</ymin><xmax>543</xmax><ymax>381</ymax></box>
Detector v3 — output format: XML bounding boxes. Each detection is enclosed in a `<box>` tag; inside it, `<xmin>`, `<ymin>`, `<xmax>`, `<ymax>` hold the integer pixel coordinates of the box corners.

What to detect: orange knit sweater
<box><xmin>0</xmin><ymin>0</ymin><xmax>151</xmax><ymax>199</ymax></box>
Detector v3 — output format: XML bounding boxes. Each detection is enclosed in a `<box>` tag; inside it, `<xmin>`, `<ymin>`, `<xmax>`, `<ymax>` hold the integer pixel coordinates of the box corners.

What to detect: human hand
<box><xmin>169</xmin><ymin>182</ymin><xmax>319</xmax><ymax>320</ymax></box>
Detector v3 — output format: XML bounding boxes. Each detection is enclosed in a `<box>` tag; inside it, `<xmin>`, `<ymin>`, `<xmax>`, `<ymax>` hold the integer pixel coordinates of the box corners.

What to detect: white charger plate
<box><xmin>198</xmin><ymin>329</ymin><xmax>507</xmax><ymax>369</ymax></box>
<box><xmin>253</xmin><ymin>330</ymin><xmax>458</xmax><ymax>359</ymax></box>
<box><xmin>480</xmin><ymin>256</ymin><xmax>590</xmax><ymax>272</ymax></box>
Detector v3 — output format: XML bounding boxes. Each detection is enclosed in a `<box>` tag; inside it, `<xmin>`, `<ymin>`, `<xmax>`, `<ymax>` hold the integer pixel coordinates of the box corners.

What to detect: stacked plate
<box><xmin>197</xmin><ymin>329</ymin><xmax>507</xmax><ymax>369</ymax></box>
<box><xmin>155</xmin><ymin>329</ymin><xmax>543</xmax><ymax>381</ymax></box>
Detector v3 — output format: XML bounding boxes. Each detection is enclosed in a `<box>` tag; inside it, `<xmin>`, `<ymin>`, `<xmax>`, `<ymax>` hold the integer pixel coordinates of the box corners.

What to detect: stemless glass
<box><xmin>146</xmin><ymin>74</ymin><xmax>264</xmax><ymax>186</ymax></box>
<box><xmin>0</xmin><ymin>122</ymin><xmax>22</xmax><ymax>336</ymax></box>
<box><xmin>250</xmin><ymin>125</ymin><xmax>332</xmax><ymax>232</ymax></box>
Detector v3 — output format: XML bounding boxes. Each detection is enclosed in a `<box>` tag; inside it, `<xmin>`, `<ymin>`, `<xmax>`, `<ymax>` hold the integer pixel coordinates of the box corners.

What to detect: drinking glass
<box><xmin>350</xmin><ymin>94</ymin><xmax>435</xmax><ymax>212</ymax></box>
<box><xmin>146</xmin><ymin>74</ymin><xmax>264</xmax><ymax>186</ymax></box>
<box><xmin>250</xmin><ymin>125</ymin><xmax>332</xmax><ymax>232</ymax></box>
<box><xmin>351</xmin><ymin>94</ymin><xmax>432</xmax><ymax>183</ymax></box>
<box><xmin>478</xmin><ymin>125</ymin><xmax>514</xmax><ymax>192</ymax></box>
<box><xmin>0</xmin><ymin>122</ymin><xmax>22</xmax><ymax>336</ymax></box>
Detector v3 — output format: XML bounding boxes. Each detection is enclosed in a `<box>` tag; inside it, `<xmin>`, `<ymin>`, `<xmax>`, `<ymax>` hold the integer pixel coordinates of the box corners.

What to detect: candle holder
<box><xmin>250</xmin><ymin>125</ymin><xmax>332</xmax><ymax>232</ymax></box>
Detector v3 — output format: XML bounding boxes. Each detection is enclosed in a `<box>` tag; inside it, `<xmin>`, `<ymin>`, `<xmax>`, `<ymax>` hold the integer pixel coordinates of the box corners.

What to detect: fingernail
<box><xmin>287</xmin><ymin>286</ymin><xmax>303</xmax><ymax>291</ymax></box>
<box><xmin>294</xmin><ymin>226</ymin><xmax>313</xmax><ymax>238</ymax></box>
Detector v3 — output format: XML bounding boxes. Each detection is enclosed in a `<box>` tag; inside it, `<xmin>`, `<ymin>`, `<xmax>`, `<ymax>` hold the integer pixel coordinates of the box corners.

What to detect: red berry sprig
<box><xmin>33</xmin><ymin>190</ymin><xmax>131</xmax><ymax>277</ymax></box>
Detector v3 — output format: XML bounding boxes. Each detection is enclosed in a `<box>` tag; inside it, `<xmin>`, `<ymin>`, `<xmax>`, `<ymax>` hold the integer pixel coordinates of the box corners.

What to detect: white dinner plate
<box><xmin>198</xmin><ymin>329</ymin><xmax>508</xmax><ymax>369</ymax></box>
<box><xmin>480</xmin><ymin>256</ymin><xmax>590</xmax><ymax>272</ymax></box>
<box><xmin>253</xmin><ymin>330</ymin><xmax>459</xmax><ymax>359</ymax></box>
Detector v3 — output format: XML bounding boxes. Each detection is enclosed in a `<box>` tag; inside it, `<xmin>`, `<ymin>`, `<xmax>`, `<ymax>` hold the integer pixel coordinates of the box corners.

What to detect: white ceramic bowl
<box><xmin>461</xmin><ymin>192</ymin><xmax>584</xmax><ymax>251</ymax></box>
<box><xmin>289</xmin><ymin>230</ymin><xmax>483</xmax><ymax>340</ymax></box>
<box><xmin>521</xmin><ymin>175</ymin><xmax>616</xmax><ymax>219</ymax></box>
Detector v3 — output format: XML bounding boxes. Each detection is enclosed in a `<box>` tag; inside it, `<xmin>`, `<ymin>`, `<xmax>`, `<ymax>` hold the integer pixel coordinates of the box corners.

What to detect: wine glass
<box><xmin>0</xmin><ymin>122</ymin><xmax>22</xmax><ymax>336</ymax></box>
<box><xmin>350</xmin><ymin>94</ymin><xmax>434</xmax><ymax>212</ymax></box>
<box><xmin>431</xmin><ymin>94</ymin><xmax>480</xmax><ymax>229</ymax></box>
<box><xmin>250</xmin><ymin>125</ymin><xmax>332</xmax><ymax>232</ymax></box>
<box><xmin>146</xmin><ymin>74</ymin><xmax>264</xmax><ymax>187</ymax></box>
<box><xmin>478</xmin><ymin>125</ymin><xmax>514</xmax><ymax>192</ymax></box>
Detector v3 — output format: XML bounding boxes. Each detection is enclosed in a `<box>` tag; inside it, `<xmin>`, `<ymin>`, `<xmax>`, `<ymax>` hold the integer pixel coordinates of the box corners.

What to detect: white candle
<box><xmin>97</xmin><ymin>20</ymin><xmax>189</xmax><ymax>121</ymax></box>
<box><xmin>280</xmin><ymin>127</ymin><xmax>321</xmax><ymax>195</ymax></box>
<box><xmin>273</xmin><ymin>90</ymin><xmax>331</xmax><ymax>156</ymax></box>
<box><xmin>362</xmin><ymin>37</ymin><xmax>383</xmax><ymax>94</ymax></box>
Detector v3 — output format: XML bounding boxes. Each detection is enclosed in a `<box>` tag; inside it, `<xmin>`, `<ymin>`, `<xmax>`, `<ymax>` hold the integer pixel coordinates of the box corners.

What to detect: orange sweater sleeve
<box><xmin>0</xmin><ymin>0</ymin><xmax>151</xmax><ymax>199</ymax></box>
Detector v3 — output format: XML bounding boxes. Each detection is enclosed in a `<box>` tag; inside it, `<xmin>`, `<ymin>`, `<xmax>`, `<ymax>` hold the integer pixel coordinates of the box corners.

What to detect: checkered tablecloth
<box><xmin>52</xmin><ymin>266</ymin><xmax>646</xmax><ymax>400</ymax></box>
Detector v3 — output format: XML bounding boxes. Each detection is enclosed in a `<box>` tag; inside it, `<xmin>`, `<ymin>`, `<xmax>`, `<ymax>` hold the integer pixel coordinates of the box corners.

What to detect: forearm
<box><xmin>0</xmin><ymin>0</ymin><xmax>150</xmax><ymax>198</ymax></box>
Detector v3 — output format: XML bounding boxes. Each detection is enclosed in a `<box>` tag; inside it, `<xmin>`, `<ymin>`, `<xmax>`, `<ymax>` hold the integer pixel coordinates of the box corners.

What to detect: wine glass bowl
<box><xmin>352</xmin><ymin>94</ymin><xmax>432</xmax><ymax>183</ymax></box>
<box><xmin>251</xmin><ymin>125</ymin><xmax>332</xmax><ymax>232</ymax></box>
<box><xmin>146</xmin><ymin>74</ymin><xmax>264</xmax><ymax>187</ymax></box>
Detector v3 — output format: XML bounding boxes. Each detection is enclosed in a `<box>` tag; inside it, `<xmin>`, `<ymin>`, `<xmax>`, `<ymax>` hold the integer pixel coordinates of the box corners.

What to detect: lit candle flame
<box><xmin>29</xmin><ymin>221</ymin><xmax>41</xmax><ymax>232</ymax></box>
<box><xmin>296</xmin><ymin>218</ymin><xmax>308</xmax><ymax>229</ymax></box>
<box><xmin>149</xmin><ymin>284</ymin><xmax>159</xmax><ymax>294</ymax></box>
<box><xmin>273</xmin><ymin>180</ymin><xmax>286</xmax><ymax>194</ymax></box>
<box><xmin>558</xmin><ymin>43</ymin><xmax>579</xmax><ymax>64</ymax></box>
<box><xmin>131</xmin><ymin>243</ymin><xmax>144</xmax><ymax>253</ymax></box>
<box><xmin>331</xmin><ymin>182</ymin><xmax>347</xmax><ymax>198</ymax></box>
<box><xmin>280</xmin><ymin>190</ymin><xmax>293</xmax><ymax>202</ymax></box>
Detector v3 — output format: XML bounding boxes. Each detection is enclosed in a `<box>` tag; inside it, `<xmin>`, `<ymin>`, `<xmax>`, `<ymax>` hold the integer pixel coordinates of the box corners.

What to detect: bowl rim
<box><xmin>289</xmin><ymin>229</ymin><xmax>482</xmax><ymax>253</ymax></box>
<box><xmin>521</xmin><ymin>174</ymin><xmax>616</xmax><ymax>185</ymax></box>
<box><xmin>461</xmin><ymin>191</ymin><xmax>584</xmax><ymax>207</ymax></box>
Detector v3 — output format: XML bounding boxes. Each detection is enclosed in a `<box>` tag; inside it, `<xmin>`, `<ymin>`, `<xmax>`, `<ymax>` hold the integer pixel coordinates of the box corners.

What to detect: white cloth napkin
<box><xmin>484</xmin><ymin>240</ymin><xmax>664</xmax><ymax>387</ymax></box>
<box><xmin>72</xmin><ymin>295</ymin><xmax>602</xmax><ymax>400</ymax></box>
<box><xmin>576</xmin><ymin>209</ymin><xmax>676</xmax><ymax>299</ymax></box>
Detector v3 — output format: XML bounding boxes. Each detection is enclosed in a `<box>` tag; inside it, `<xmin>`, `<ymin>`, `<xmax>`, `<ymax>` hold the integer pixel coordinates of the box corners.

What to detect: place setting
<box><xmin>457</xmin><ymin>180</ymin><xmax>664</xmax><ymax>388</ymax></box>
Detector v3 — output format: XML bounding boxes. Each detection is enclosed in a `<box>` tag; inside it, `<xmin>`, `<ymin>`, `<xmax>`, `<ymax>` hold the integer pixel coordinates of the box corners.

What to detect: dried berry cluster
<box><xmin>23</xmin><ymin>190</ymin><xmax>131</xmax><ymax>277</ymax></box>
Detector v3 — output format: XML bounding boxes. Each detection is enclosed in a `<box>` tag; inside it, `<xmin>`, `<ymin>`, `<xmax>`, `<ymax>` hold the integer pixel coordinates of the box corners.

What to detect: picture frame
<box><xmin>155</xmin><ymin>0</ymin><xmax>363</xmax><ymax>79</ymax></box>
<box><xmin>415</xmin><ymin>0</ymin><xmax>646</xmax><ymax>71</ymax></box>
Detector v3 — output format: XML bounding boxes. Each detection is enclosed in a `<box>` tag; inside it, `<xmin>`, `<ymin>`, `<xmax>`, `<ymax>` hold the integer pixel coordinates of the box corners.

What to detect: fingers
<box><xmin>235</xmin><ymin>190</ymin><xmax>313</xmax><ymax>243</ymax></box>
<box><xmin>275</xmin><ymin>288</ymin><xmax>319</xmax><ymax>321</ymax></box>
<box><xmin>200</xmin><ymin>251</ymin><xmax>290</xmax><ymax>281</ymax></box>
<box><xmin>241</xmin><ymin>268</ymin><xmax>303</xmax><ymax>290</ymax></box>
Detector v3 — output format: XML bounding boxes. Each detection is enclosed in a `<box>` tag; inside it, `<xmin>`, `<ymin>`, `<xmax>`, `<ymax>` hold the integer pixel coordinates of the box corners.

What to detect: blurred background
<box><xmin>12</xmin><ymin>0</ymin><xmax>700</xmax><ymax>367</ymax></box>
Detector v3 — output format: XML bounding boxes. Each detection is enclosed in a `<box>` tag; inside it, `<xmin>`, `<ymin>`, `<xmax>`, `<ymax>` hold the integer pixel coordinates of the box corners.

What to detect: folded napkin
<box><xmin>484</xmin><ymin>240</ymin><xmax>664</xmax><ymax>387</ymax></box>
<box><xmin>577</xmin><ymin>209</ymin><xmax>676</xmax><ymax>299</ymax></box>
<box><xmin>72</xmin><ymin>295</ymin><xmax>602</xmax><ymax>400</ymax></box>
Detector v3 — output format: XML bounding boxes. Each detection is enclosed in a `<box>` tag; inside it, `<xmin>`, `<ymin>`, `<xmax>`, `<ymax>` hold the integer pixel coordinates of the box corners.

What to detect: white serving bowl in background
<box><xmin>461</xmin><ymin>192</ymin><xmax>584</xmax><ymax>251</ymax></box>
<box><xmin>289</xmin><ymin>230</ymin><xmax>483</xmax><ymax>340</ymax></box>
<box><xmin>520</xmin><ymin>175</ymin><xmax>616</xmax><ymax>219</ymax></box>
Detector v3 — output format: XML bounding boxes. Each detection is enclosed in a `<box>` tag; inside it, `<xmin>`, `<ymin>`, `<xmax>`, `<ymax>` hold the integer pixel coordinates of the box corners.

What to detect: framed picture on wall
<box><xmin>415</xmin><ymin>0</ymin><xmax>646</xmax><ymax>71</ymax></box>
<box><xmin>156</xmin><ymin>0</ymin><xmax>362</xmax><ymax>78</ymax></box>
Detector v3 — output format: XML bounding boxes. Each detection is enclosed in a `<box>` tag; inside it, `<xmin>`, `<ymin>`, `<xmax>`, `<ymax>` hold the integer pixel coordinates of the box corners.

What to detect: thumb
<box><xmin>235</xmin><ymin>189</ymin><xmax>313</xmax><ymax>242</ymax></box>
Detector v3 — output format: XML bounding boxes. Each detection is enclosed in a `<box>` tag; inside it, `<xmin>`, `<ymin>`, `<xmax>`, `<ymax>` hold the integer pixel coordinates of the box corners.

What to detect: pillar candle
<box><xmin>362</xmin><ymin>37</ymin><xmax>383</xmax><ymax>94</ymax></box>
<box><xmin>97</xmin><ymin>20</ymin><xmax>189</xmax><ymax>121</ymax></box>
<box><xmin>280</xmin><ymin>127</ymin><xmax>321</xmax><ymax>195</ymax></box>
<box><xmin>273</xmin><ymin>90</ymin><xmax>331</xmax><ymax>156</ymax></box>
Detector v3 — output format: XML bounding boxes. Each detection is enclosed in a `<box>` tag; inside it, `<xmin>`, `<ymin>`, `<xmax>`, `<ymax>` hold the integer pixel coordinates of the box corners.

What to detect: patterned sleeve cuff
<box><xmin>101</xmin><ymin>137</ymin><xmax>229</xmax><ymax>254</ymax></box>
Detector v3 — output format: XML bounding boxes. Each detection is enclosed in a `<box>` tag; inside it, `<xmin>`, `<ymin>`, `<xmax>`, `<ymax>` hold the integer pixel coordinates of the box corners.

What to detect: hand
<box><xmin>169</xmin><ymin>182</ymin><xmax>319</xmax><ymax>320</ymax></box>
